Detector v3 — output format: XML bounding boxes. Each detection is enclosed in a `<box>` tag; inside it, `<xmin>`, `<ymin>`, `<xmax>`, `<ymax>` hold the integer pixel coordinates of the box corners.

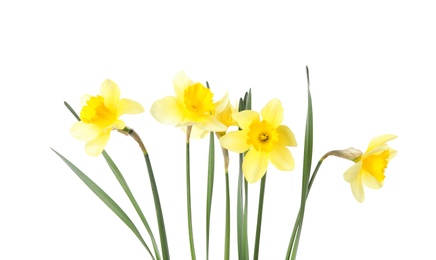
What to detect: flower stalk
<box><xmin>185</xmin><ymin>125</ymin><xmax>197</xmax><ymax>260</ymax></box>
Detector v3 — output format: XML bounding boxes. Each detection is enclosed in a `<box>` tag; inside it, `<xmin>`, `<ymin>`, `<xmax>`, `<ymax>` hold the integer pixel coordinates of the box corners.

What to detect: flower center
<box><xmin>183</xmin><ymin>83</ymin><xmax>215</xmax><ymax>117</ymax></box>
<box><xmin>362</xmin><ymin>150</ymin><xmax>389</xmax><ymax>182</ymax></box>
<box><xmin>80</xmin><ymin>95</ymin><xmax>116</xmax><ymax>127</ymax></box>
<box><xmin>247</xmin><ymin>120</ymin><xmax>278</xmax><ymax>152</ymax></box>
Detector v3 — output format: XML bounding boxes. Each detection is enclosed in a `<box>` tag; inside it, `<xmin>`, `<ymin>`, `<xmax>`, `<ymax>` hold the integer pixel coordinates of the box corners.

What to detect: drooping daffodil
<box><xmin>219</xmin><ymin>98</ymin><xmax>297</xmax><ymax>183</ymax></box>
<box><xmin>70</xmin><ymin>80</ymin><xmax>144</xmax><ymax>156</ymax></box>
<box><xmin>150</xmin><ymin>71</ymin><xmax>228</xmax><ymax>133</ymax></box>
<box><xmin>343</xmin><ymin>134</ymin><xmax>397</xmax><ymax>202</ymax></box>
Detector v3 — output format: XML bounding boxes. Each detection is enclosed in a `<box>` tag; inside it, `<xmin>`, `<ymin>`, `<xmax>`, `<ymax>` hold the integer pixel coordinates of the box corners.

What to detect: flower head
<box><xmin>343</xmin><ymin>134</ymin><xmax>397</xmax><ymax>202</ymax></box>
<box><xmin>219</xmin><ymin>99</ymin><xmax>297</xmax><ymax>183</ymax></box>
<box><xmin>150</xmin><ymin>71</ymin><xmax>228</xmax><ymax>132</ymax></box>
<box><xmin>70</xmin><ymin>80</ymin><xmax>144</xmax><ymax>156</ymax></box>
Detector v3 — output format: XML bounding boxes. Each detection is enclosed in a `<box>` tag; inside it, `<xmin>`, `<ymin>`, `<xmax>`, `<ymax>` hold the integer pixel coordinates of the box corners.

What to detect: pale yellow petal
<box><xmin>219</xmin><ymin>130</ymin><xmax>250</xmax><ymax>153</ymax></box>
<box><xmin>362</xmin><ymin>170</ymin><xmax>383</xmax><ymax>189</ymax></box>
<box><xmin>85</xmin><ymin>132</ymin><xmax>111</xmax><ymax>157</ymax></box>
<box><xmin>100</xmin><ymin>79</ymin><xmax>120</xmax><ymax>112</ymax></box>
<box><xmin>173</xmin><ymin>70</ymin><xmax>194</xmax><ymax>101</ymax></box>
<box><xmin>216</xmin><ymin>101</ymin><xmax>236</xmax><ymax>127</ymax></box>
<box><xmin>276</xmin><ymin>125</ymin><xmax>297</xmax><ymax>147</ymax></box>
<box><xmin>388</xmin><ymin>148</ymin><xmax>397</xmax><ymax>160</ymax></box>
<box><xmin>150</xmin><ymin>96</ymin><xmax>184</xmax><ymax>125</ymax></box>
<box><xmin>117</xmin><ymin>98</ymin><xmax>145</xmax><ymax>117</ymax></box>
<box><xmin>70</xmin><ymin>122</ymin><xmax>101</xmax><ymax>142</ymax></box>
<box><xmin>243</xmin><ymin>149</ymin><xmax>269</xmax><ymax>183</ymax></box>
<box><xmin>188</xmin><ymin>125</ymin><xmax>209</xmax><ymax>139</ymax></box>
<box><xmin>260</xmin><ymin>98</ymin><xmax>283</xmax><ymax>128</ymax></box>
<box><xmin>111</xmin><ymin>119</ymin><xmax>125</xmax><ymax>130</ymax></box>
<box><xmin>343</xmin><ymin>162</ymin><xmax>362</xmax><ymax>183</ymax></box>
<box><xmin>196</xmin><ymin>116</ymin><xmax>227</xmax><ymax>132</ymax></box>
<box><xmin>366</xmin><ymin>134</ymin><xmax>397</xmax><ymax>153</ymax></box>
<box><xmin>364</xmin><ymin>144</ymin><xmax>392</xmax><ymax>159</ymax></box>
<box><xmin>214</xmin><ymin>91</ymin><xmax>229</xmax><ymax>113</ymax></box>
<box><xmin>80</xmin><ymin>94</ymin><xmax>92</xmax><ymax>106</ymax></box>
<box><xmin>350</xmin><ymin>176</ymin><xmax>365</xmax><ymax>203</ymax></box>
<box><xmin>344</xmin><ymin>162</ymin><xmax>364</xmax><ymax>202</ymax></box>
<box><xmin>269</xmin><ymin>144</ymin><xmax>295</xmax><ymax>171</ymax></box>
<box><xmin>232</xmin><ymin>110</ymin><xmax>259</xmax><ymax>130</ymax></box>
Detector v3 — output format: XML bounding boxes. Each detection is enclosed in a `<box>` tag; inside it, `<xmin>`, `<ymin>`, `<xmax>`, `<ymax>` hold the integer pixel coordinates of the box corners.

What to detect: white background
<box><xmin>1</xmin><ymin>1</ymin><xmax>435</xmax><ymax>259</ymax></box>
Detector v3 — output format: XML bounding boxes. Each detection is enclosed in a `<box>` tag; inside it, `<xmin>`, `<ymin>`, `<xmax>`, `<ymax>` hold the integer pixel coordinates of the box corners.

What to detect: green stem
<box><xmin>122</xmin><ymin>127</ymin><xmax>170</xmax><ymax>260</ymax></box>
<box><xmin>236</xmin><ymin>153</ymin><xmax>245</xmax><ymax>260</ymax></box>
<box><xmin>224</xmin><ymin>171</ymin><xmax>230</xmax><ymax>260</ymax></box>
<box><xmin>253</xmin><ymin>173</ymin><xmax>267</xmax><ymax>260</ymax></box>
<box><xmin>186</xmin><ymin>126</ymin><xmax>196</xmax><ymax>260</ymax></box>
<box><xmin>242</xmin><ymin>176</ymin><xmax>249</xmax><ymax>259</ymax></box>
<box><xmin>206</xmin><ymin>132</ymin><xmax>215</xmax><ymax>260</ymax></box>
<box><xmin>286</xmin><ymin>160</ymin><xmax>323</xmax><ymax>260</ymax></box>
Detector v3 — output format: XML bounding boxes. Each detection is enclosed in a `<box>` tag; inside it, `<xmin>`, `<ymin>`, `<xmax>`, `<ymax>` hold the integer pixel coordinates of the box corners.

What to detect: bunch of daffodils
<box><xmin>53</xmin><ymin>67</ymin><xmax>397</xmax><ymax>260</ymax></box>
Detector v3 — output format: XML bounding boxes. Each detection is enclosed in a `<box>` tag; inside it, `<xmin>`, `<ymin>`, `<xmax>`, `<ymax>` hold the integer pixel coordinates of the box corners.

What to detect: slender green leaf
<box><xmin>64</xmin><ymin>101</ymin><xmax>80</xmax><ymax>121</ymax></box>
<box><xmin>102</xmin><ymin>150</ymin><xmax>162</xmax><ymax>260</ymax></box>
<box><xmin>144</xmin><ymin>153</ymin><xmax>171</xmax><ymax>260</ymax></box>
<box><xmin>236</xmin><ymin>97</ymin><xmax>245</xmax><ymax>260</ymax></box>
<box><xmin>287</xmin><ymin>66</ymin><xmax>314</xmax><ymax>260</ymax></box>
<box><xmin>253</xmin><ymin>173</ymin><xmax>267</xmax><ymax>260</ymax></box>
<box><xmin>52</xmin><ymin>148</ymin><xmax>155</xmax><ymax>260</ymax></box>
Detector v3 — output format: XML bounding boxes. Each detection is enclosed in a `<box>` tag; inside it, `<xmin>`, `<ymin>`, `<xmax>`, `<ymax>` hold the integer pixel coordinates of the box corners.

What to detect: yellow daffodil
<box><xmin>219</xmin><ymin>98</ymin><xmax>297</xmax><ymax>183</ymax></box>
<box><xmin>343</xmin><ymin>134</ymin><xmax>397</xmax><ymax>202</ymax></box>
<box><xmin>215</xmin><ymin>100</ymin><xmax>238</xmax><ymax>137</ymax></box>
<box><xmin>70</xmin><ymin>80</ymin><xmax>144</xmax><ymax>156</ymax></box>
<box><xmin>150</xmin><ymin>71</ymin><xmax>228</xmax><ymax>132</ymax></box>
<box><xmin>189</xmin><ymin>99</ymin><xmax>238</xmax><ymax>139</ymax></box>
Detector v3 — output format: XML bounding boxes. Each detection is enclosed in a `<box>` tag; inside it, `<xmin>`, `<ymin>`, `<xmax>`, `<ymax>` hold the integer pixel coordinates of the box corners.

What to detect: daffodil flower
<box><xmin>150</xmin><ymin>71</ymin><xmax>228</xmax><ymax>132</ymax></box>
<box><xmin>219</xmin><ymin>98</ymin><xmax>297</xmax><ymax>183</ymax></box>
<box><xmin>344</xmin><ymin>134</ymin><xmax>397</xmax><ymax>202</ymax></box>
<box><xmin>70</xmin><ymin>80</ymin><xmax>144</xmax><ymax>156</ymax></box>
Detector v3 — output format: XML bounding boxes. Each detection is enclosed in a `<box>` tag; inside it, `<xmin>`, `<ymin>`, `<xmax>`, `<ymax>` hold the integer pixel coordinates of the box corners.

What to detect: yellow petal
<box><xmin>100</xmin><ymin>79</ymin><xmax>120</xmax><ymax>112</ymax></box>
<box><xmin>243</xmin><ymin>149</ymin><xmax>269</xmax><ymax>183</ymax></box>
<box><xmin>117</xmin><ymin>98</ymin><xmax>145</xmax><ymax>117</ymax></box>
<box><xmin>150</xmin><ymin>96</ymin><xmax>184</xmax><ymax>125</ymax></box>
<box><xmin>232</xmin><ymin>110</ymin><xmax>259</xmax><ymax>130</ymax></box>
<box><xmin>269</xmin><ymin>144</ymin><xmax>295</xmax><ymax>171</ymax></box>
<box><xmin>362</xmin><ymin>170</ymin><xmax>383</xmax><ymax>189</ymax></box>
<box><xmin>366</xmin><ymin>134</ymin><xmax>397</xmax><ymax>153</ymax></box>
<box><xmin>276</xmin><ymin>125</ymin><xmax>297</xmax><ymax>147</ymax></box>
<box><xmin>196</xmin><ymin>116</ymin><xmax>227</xmax><ymax>132</ymax></box>
<box><xmin>173</xmin><ymin>70</ymin><xmax>194</xmax><ymax>102</ymax></box>
<box><xmin>85</xmin><ymin>132</ymin><xmax>110</xmax><ymax>157</ymax></box>
<box><xmin>260</xmin><ymin>99</ymin><xmax>283</xmax><ymax>128</ymax></box>
<box><xmin>70</xmin><ymin>121</ymin><xmax>101</xmax><ymax>142</ymax></box>
<box><xmin>219</xmin><ymin>130</ymin><xmax>250</xmax><ymax>153</ymax></box>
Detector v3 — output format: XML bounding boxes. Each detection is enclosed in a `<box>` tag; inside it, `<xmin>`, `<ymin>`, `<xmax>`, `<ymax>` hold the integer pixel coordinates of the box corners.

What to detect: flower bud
<box><xmin>321</xmin><ymin>147</ymin><xmax>362</xmax><ymax>161</ymax></box>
